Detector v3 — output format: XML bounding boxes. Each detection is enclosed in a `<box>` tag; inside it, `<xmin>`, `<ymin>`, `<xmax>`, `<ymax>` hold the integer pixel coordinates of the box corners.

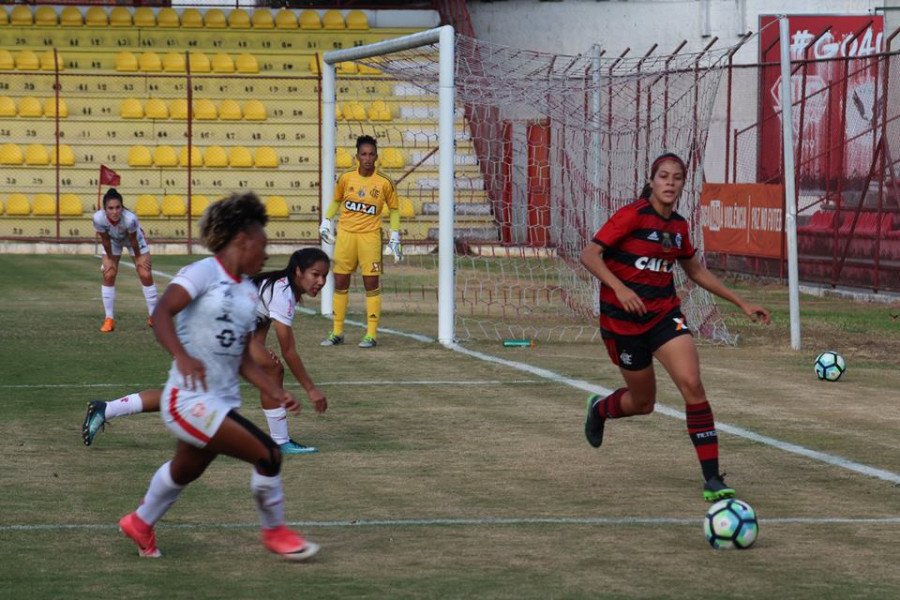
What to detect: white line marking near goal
<box><xmin>4</xmin><ymin>515</ymin><xmax>900</xmax><ymax>533</ymax></box>
<box><xmin>104</xmin><ymin>257</ymin><xmax>900</xmax><ymax>485</ymax></box>
<box><xmin>0</xmin><ymin>380</ymin><xmax>542</xmax><ymax>390</ymax></box>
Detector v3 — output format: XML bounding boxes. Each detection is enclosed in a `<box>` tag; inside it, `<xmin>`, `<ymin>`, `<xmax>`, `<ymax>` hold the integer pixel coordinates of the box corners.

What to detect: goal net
<box><xmin>325</xmin><ymin>27</ymin><xmax>736</xmax><ymax>344</ymax></box>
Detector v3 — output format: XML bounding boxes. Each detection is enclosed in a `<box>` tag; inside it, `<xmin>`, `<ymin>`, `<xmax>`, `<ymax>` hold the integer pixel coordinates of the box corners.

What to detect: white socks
<box><xmin>142</xmin><ymin>284</ymin><xmax>158</xmax><ymax>316</ymax></box>
<box><xmin>263</xmin><ymin>407</ymin><xmax>290</xmax><ymax>445</ymax></box>
<box><xmin>136</xmin><ymin>461</ymin><xmax>185</xmax><ymax>526</ymax></box>
<box><xmin>104</xmin><ymin>393</ymin><xmax>144</xmax><ymax>419</ymax></box>
<box><xmin>250</xmin><ymin>470</ymin><xmax>285</xmax><ymax>529</ymax></box>
<box><xmin>101</xmin><ymin>285</ymin><xmax>116</xmax><ymax>319</ymax></box>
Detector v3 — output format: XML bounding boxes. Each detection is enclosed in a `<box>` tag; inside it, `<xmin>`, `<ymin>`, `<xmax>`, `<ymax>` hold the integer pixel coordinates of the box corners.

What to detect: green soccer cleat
<box><xmin>320</xmin><ymin>333</ymin><xmax>344</xmax><ymax>346</ymax></box>
<box><xmin>584</xmin><ymin>394</ymin><xmax>606</xmax><ymax>448</ymax></box>
<box><xmin>280</xmin><ymin>440</ymin><xmax>317</xmax><ymax>455</ymax></box>
<box><xmin>82</xmin><ymin>400</ymin><xmax>107</xmax><ymax>446</ymax></box>
<box><xmin>703</xmin><ymin>474</ymin><xmax>736</xmax><ymax>502</ymax></box>
<box><xmin>358</xmin><ymin>335</ymin><xmax>377</xmax><ymax>348</ymax></box>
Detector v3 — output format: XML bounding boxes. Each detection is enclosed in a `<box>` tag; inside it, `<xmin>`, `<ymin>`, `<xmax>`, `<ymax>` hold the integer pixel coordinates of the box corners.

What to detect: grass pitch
<box><xmin>1</xmin><ymin>254</ymin><xmax>900</xmax><ymax>599</ymax></box>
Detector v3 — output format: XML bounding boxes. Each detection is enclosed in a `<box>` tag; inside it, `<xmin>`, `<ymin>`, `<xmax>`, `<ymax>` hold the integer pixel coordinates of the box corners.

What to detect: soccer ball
<box><xmin>704</xmin><ymin>498</ymin><xmax>758</xmax><ymax>550</ymax></box>
<box><xmin>814</xmin><ymin>351</ymin><xmax>846</xmax><ymax>382</ymax></box>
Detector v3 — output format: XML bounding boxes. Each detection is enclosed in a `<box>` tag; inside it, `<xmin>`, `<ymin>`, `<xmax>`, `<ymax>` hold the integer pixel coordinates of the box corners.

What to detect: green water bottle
<box><xmin>503</xmin><ymin>339</ymin><xmax>534</xmax><ymax>347</ymax></box>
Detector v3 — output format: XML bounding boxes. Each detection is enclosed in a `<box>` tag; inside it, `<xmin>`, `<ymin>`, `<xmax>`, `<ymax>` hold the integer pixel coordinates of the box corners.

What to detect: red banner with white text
<box><xmin>700</xmin><ymin>183</ymin><xmax>785</xmax><ymax>258</ymax></box>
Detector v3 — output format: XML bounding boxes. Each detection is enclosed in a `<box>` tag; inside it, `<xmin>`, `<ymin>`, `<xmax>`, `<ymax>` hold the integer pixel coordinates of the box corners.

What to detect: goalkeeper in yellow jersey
<box><xmin>319</xmin><ymin>135</ymin><xmax>401</xmax><ymax>348</ymax></box>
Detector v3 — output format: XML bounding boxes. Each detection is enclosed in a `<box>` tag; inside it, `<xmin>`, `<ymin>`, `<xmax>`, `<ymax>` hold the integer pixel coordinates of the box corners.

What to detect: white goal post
<box><xmin>320</xmin><ymin>25</ymin><xmax>457</xmax><ymax>346</ymax></box>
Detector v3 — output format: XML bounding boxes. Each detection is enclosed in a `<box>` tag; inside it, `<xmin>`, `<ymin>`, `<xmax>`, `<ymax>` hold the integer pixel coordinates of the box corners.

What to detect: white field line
<box><xmin>1</xmin><ymin>380</ymin><xmax>543</xmax><ymax>390</ymax></box>
<box><xmin>4</xmin><ymin>516</ymin><xmax>900</xmax><ymax>533</ymax></box>
<box><xmin>105</xmin><ymin>259</ymin><xmax>900</xmax><ymax>485</ymax></box>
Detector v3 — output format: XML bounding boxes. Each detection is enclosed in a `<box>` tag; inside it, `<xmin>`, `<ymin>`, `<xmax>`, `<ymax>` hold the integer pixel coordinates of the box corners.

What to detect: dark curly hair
<box><xmin>199</xmin><ymin>192</ymin><xmax>269</xmax><ymax>253</ymax></box>
<box><xmin>252</xmin><ymin>247</ymin><xmax>330</xmax><ymax>305</ymax></box>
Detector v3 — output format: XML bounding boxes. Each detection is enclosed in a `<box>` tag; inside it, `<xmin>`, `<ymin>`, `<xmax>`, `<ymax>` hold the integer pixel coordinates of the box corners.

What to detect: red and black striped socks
<box><xmin>686</xmin><ymin>400</ymin><xmax>719</xmax><ymax>481</ymax></box>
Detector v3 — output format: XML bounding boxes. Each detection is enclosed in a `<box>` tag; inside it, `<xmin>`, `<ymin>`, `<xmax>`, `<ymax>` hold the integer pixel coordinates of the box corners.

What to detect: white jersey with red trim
<box><xmin>254</xmin><ymin>276</ymin><xmax>295</xmax><ymax>327</ymax></box>
<box><xmin>93</xmin><ymin>208</ymin><xmax>148</xmax><ymax>252</ymax></box>
<box><xmin>165</xmin><ymin>256</ymin><xmax>259</xmax><ymax>406</ymax></box>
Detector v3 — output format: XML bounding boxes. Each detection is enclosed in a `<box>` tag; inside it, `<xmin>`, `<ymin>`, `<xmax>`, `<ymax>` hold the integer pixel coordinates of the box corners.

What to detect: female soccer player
<box><xmin>580</xmin><ymin>153</ymin><xmax>770</xmax><ymax>502</ymax></box>
<box><xmin>92</xmin><ymin>188</ymin><xmax>158</xmax><ymax>332</ymax></box>
<box><xmin>82</xmin><ymin>249</ymin><xmax>331</xmax><ymax>455</ymax></box>
<box><xmin>117</xmin><ymin>192</ymin><xmax>319</xmax><ymax>560</ymax></box>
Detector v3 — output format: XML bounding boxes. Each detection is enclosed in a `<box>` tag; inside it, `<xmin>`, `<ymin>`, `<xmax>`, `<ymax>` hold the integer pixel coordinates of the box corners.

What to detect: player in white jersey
<box><xmin>117</xmin><ymin>192</ymin><xmax>319</xmax><ymax>561</ymax></box>
<box><xmin>92</xmin><ymin>188</ymin><xmax>158</xmax><ymax>333</ymax></box>
<box><xmin>82</xmin><ymin>249</ymin><xmax>331</xmax><ymax>455</ymax></box>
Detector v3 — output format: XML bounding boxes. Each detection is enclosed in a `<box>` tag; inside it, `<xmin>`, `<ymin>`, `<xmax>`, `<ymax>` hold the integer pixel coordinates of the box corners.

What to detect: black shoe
<box><xmin>584</xmin><ymin>394</ymin><xmax>606</xmax><ymax>448</ymax></box>
<box><xmin>703</xmin><ymin>473</ymin><xmax>735</xmax><ymax>502</ymax></box>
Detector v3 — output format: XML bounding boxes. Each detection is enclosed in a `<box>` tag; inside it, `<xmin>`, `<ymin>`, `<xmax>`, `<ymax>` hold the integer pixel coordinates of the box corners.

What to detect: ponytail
<box><xmin>252</xmin><ymin>247</ymin><xmax>329</xmax><ymax>304</ymax></box>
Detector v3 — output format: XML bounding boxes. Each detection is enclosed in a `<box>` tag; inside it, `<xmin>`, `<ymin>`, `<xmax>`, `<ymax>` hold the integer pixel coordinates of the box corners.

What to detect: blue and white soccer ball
<box><xmin>704</xmin><ymin>498</ymin><xmax>759</xmax><ymax>550</ymax></box>
<box><xmin>814</xmin><ymin>351</ymin><xmax>846</xmax><ymax>382</ymax></box>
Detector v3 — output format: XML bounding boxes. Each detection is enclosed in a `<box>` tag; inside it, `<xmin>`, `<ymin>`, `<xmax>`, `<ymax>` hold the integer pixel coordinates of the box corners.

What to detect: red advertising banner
<box><xmin>700</xmin><ymin>183</ymin><xmax>785</xmax><ymax>258</ymax></box>
<box><xmin>758</xmin><ymin>15</ymin><xmax>883</xmax><ymax>186</ymax></box>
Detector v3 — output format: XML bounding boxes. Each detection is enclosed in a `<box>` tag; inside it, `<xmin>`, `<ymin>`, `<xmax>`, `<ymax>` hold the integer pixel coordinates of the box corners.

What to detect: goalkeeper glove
<box><xmin>386</xmin><ymin>230</ymin><xmax>403</xmax><ymax>262</ymax></box>
<box><xmin>319</xmin><ymin>219</ymin><xmax>335</xmax><ymax>245</ymax></box>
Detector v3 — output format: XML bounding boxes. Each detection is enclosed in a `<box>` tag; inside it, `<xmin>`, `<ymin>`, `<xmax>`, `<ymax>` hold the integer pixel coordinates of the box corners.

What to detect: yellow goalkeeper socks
<box><xmin>365</xmin><ymin>287</ymin><xmax>381</xmax><ymax>338</ymax></box>
<box><xmin>333</xmin><ymin>288</ymin><xmax>349</xmax><ymax>336</ymax></box>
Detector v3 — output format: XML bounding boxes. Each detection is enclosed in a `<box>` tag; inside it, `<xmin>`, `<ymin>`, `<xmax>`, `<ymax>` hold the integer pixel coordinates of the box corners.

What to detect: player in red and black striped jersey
<box><xmin>580</xmin><ymin>153</ymin><xmax>770</xmax><ymax>502</ymax></box>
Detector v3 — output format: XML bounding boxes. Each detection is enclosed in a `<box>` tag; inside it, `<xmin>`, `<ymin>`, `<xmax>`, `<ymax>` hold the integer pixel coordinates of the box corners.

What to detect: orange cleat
<box><xmin>100</xmin><ymin>318</ymin><xmax>116</xmax><ymax>333</ymax></box>
<box><xmin>262</xmin><ymin>525</ymin><xmax>320</xmax><ymax>561</ymax></box>
<box><xmin>146</xmin><ymin>316</ymin><xmax>154</xmax><ymax>329</ymax></box>
<box><xmin>119</xmin><ymin>512</ymin><xmax>161</xmax><ymax>558</ymax></box>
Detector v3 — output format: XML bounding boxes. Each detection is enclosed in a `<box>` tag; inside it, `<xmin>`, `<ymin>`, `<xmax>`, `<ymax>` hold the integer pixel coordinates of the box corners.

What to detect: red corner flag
<box><xmin>99</xmin><ymin>165</ymin><xmax>121</xmax><ymax>186</ymax></box>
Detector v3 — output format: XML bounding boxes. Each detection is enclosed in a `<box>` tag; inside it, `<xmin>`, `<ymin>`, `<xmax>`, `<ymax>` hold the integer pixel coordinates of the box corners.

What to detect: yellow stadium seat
<box><xmin>50</xmin><ymin>145</ymin><xmax>75</xmax><ymax>166</ymax></box>
<box><xmin>182</xmin><ymin>9</ymin><xmax>204</xmax><ymax>29</ymax></box>
<box><xmin>25</xmin><ymin>144</ymin><xmax>49</xmax><ymax>166</ymax></box>
<box><xmin>163</xmin><ymin>52</ymin><xmax>186</xmax><ymax>72</ymax></box>
<box><xmin>382</xmin><ymin>148</ymin><xmax>406</xmax><ymax>169</ymax></box>
<box><xmin>135</xmin><ymin>195</ymin><xmax>160</xmax><ymax>217</ymax></box>
<box><xmin>18</xmin><ymin>96</ymin><xmax>42</xmax><ymax>118</ymax></box>
<box><xmin>251</xmin><ymin>9</ymin><xmax>274</xmax><ymax>29</ymax></box>
<box><xmin>11</xmin><ymin>6</ymin><xmax>33</xmax><ymax>26</ymax></box>
<box><xmin>0</xmin><ymin>143</ymin><xmax>23</xmax><ymax>165</ymax></box>
<box><xmin>157</xmin><ymin>8</ymin><xmax>179</xmax><ymax>28</ymax></box>
<box><xmin>120</xmin><ymin>98</ymin><xmax>144</xmax><ymax>119</ymax></box>
<box><xmin>229</xmin><ymin>146</ymin><xmax>253</xmax><ymax>168</ymax></box>
<box><xmin>32</xmin><ymin>194</ymin><xmax>55</xmax><ymax>215</ymax></box>
<box><xmin>110</xmin><ymin>7</ymin><xmax>132</xmax><ymax>27</ymax></box>
<box><xmin>169</xmin><ymin>99</ymin><xmax>188</xmax><ymax>120</ymax></box>
<box><xmin>236</xmin><ymin>53</ymin><xmax>259</xmax><ymax>74</ymax></box>
<box><xmin>299</xmin><ymin>10</ymin><xmax>322</xmax><ymax>30</ymax></box>
<box><xmin>188</xmin><ymin>52</ymin><xmax>211</xmax><ymax>73</ymax></box>
<box><xmin>266</xmin><ymin>196</ymin><xmax>290</xmax><ymax>218</ymax></box>
<box><xmin>308</xmin><ymin>53</ymin><xmax>322</xmax><ymax>74</ymax></box>
<box><xmin>179</xmin><ymin>146</ymin><xmax>203</xmax><ymax>167</ymax></box>
<box><xmin>60</xmin><ymin>7</ymin><xmax>83</xmax><ymax>27</ymax></box>
<box><xmin>161</xmin><ymin>195</ymin><xmax>186</xmax><ymax>216</ymax></box>
<box><xmin>358</xmin><ymin>63</ymin><xmax>382</xmax><ymax>76</ymax></box>
<box><xmin>128</xmin><ymin>145</ymin><xmax>153</xmax><ymax>167</ymax></box>
<box><xmin>346</xmin><ymin>10</ymin><xmax>369</xmax><ymax>31</ymax></box>
<box><xmin>0</xmin><ymin>7</ymin><xmax>8</xmax><ymax>26</ymax></box>
<box><xmin>227</xmin><ymin>9</ymin><xmax>251</xmax><ymax>29</ymax></box>
<box><xmin>254</xmin><ymin>147</ymin><xmax>279</xmax><ymax>168</ymax></box>
<box><xmin>212</xmin><ymin>53</ymin><xmax>234</xmax><ymax>74</ymax></box>
<box><xmin>219</xmin><ymin>99</ymin><xmax>242</xmax><ymax>121</ymax></box>
<box><xmin>85</xmin><ymin>7</ymin><xmax>108</xmax><ymax>27</ymax></box>
<box><xmin>399</xmin><ymin>197</ymin><xmax>416</xmax><ymax>218</ymax></box>
<box><xmin>335</xmin><ymin>103</ymin><xmax>344</xmax><ymax>121</ymax></box>
<box><xmin>44</xmin><ymin>98</ymin><xmax>68</xmax><ymax>118</ymax></box>
<box><xmin>194</xmin><ymin>98</ymin><xmax>217</xmax><ymax>120</ymax></box>
<box><xmin>5</xmin><ymin>193</ymin><xmax>30</xmax><ymax>215</ymax></box>
<box><xmin>342</xmin><ymin>102</ymin><xmax>366</xmax><ymax>121</ymax></box>
<box><xmin>60</xmin><ymin>194</ymin><xmax>83</xmax><ymax>216</ymax></box>
<box><xmin>139</xmin><ymin>52</ymin><xmax>163</xmax><ymax>73</ymax></box>
<box><xmin>154</xmin><ymin>145</ymin><xmax>178</xmax><ymax>167</ymax></box>
<box><xmin>275</xmin><ymin>10</ymin><xmax>297</xmax><ymax>29</ymax></box>
<box><xmin>134</xmin><ymin>7</ymin><xmax>156</xmax><ymax>27</ymax></box>
<box><xmin>17</xmin><ymin>50</ymin><xmax>40</xmax><ymax>71</ymax></box>
<box><xmin>0</xmin><ymin>96</ymin><xmax>15</xmax><ymax>118</ymax></box>
<box><xmin>322</xmin><ymin>10</ymin><xmax>345</xmax><ymax>30</ymax></box>
<box><xmin>145</xmin><ymin>98</ymin><xmax>169</xmax><ymax>119</ymax></box>
<box><xmin>205</xmin><ymin>9</ymin><xmax>227</xmax><ymax>29</ymax></box>
<box><xmin>35</xmin><ymin>7</ymin><xmax>58</xmax><ymax>27</ymax></box>
<box><xmin>204</xmin><ymin>146</ymin><xmax>228</xmax><ymax>167</ymax></box>
<box><xmin>369</xmin><ymin>100</ymin><xmax>391</xmax><ymax>121</ymax></box>
<box><xmin>337</xmin><ymin>61</ymin><xmax>358</xmax><ymax>75</ymax></box>
<box><xmin>243</xmin><ymin>100</ymin><xmax>267</xmax><ymax>121</ymax></box>
<box><xmin>336</xmin><ymin>148</ymin><xmax>354</xmax><ymax>169</ymax></box>
<box><xmin>190</xmin><ymin>195</ymin><xmax>210</xmax><ymax>216</ymax></box>
<box><xmin>115</xmin><ymin>51</ymin><xmax>139</xmax><ymax>72</ymax></box>
<box><xmin>0</xmin><ymin>51</ymin><xmax>14</xmax><ymax>70</ymax></box>
<box><xmin>40</xmin><ymin>50</ymin><xmax>64</xmax><ymax>71</ymax></box>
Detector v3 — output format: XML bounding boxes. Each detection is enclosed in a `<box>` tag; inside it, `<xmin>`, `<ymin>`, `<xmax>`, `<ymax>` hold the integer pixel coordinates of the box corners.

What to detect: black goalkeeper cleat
<box><xmin>584</xmin><ymin>394</ymin><xmax>606</xmax><ymax>448</ymax></box>
<box><xmin>703</xmin><ymin>473</ymin><xmax>736</xmax><ymax>502</ymax></box>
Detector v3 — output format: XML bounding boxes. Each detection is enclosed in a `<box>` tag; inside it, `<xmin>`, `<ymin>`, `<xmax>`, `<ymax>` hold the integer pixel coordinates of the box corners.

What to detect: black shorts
<box><xmin>602</xmin><ymin>309</ymin><xmax>692</xmax><ymax>371</ymax></box>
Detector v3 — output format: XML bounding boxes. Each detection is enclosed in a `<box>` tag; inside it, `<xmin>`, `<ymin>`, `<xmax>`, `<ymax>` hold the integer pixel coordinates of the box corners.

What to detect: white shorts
<box><xmin>110</xmin><ymin>228</ymin><xmax>150</xmax><ymax>256</ymax></box>
<box><xmin>160</xmin><ymin>384</ymin><xmax>238</xmax><ymax>448</ymax></box>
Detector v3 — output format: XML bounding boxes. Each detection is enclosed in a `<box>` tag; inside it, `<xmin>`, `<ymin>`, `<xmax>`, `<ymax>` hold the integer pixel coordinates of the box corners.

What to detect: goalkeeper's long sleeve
<box><xmin>389</xmin><ymin>208</ymin><xmax>400</xmax><ymax>231</ymax></box>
